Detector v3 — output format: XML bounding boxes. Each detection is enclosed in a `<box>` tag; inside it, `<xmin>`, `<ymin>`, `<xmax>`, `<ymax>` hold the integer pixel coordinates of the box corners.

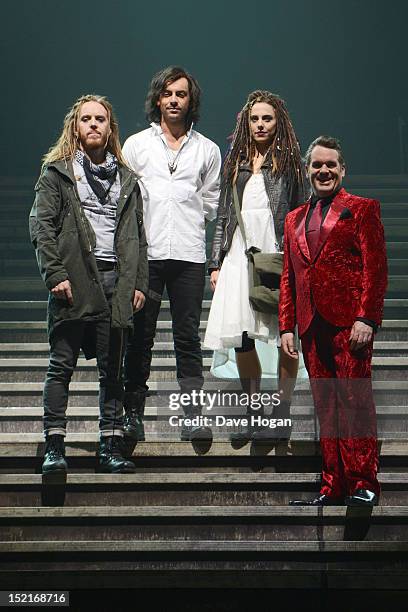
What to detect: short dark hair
<box><xmin>305</xmin><ymin>135</ymin><xmax>345</xmax><ymax>167</ymax></box>
<box><xmin>144</xmin><ymin>66</ymin><xmax>201</xmax><ymax>128</ymax></box>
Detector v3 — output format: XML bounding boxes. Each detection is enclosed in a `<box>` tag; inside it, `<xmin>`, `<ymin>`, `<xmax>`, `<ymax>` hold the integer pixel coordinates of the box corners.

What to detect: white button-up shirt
<box><xmin>123</xmin><ymin>123</ymin><xmax>221</xmax><ymax>263</ymax></box>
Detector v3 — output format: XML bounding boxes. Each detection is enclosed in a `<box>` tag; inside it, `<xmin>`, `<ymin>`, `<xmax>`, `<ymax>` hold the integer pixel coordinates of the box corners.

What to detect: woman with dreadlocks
<box><xmin>204</xmin><ymin>90</ymin><xmax>308</xmax><ymax>441</ymax></box>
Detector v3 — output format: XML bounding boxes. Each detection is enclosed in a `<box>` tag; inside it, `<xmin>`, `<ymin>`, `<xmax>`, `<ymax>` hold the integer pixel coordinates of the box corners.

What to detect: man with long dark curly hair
<box><xmin>122</xmin><ymin>66</ymin><xmax>221</xmax><ymax>443</ymax></box>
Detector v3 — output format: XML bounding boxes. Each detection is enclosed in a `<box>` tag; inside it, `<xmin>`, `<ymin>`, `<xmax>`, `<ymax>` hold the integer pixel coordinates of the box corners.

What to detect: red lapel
<box><xmin>295</xmin><ymin>201</ymin><xmax>312</xmax><ymax>261</ymax></box>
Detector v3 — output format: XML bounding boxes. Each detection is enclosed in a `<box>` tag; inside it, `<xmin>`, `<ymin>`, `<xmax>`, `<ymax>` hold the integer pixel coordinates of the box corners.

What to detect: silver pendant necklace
<box><xmin>161</xmin><ymin>137</ymin><xmax>185</xmax><ymax>175</ymax></box>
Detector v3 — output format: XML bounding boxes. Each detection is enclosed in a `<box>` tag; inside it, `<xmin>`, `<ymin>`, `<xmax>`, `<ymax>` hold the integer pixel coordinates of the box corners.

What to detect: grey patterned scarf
<box><xmin>75</xmin><ymin>150</ymin><xmax>118</xmax><ymax>205</ymax></box>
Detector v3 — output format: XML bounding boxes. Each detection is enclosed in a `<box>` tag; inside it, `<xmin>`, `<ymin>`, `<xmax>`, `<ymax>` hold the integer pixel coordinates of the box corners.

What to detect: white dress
<box><xmin>204</xmin><ymin>174</ymin><xmax>307</xmax><ymax>379</ymax></box>
<box><xmin>204</xmin><ymin>174</ymin><xmax>278</xmax><ymax>351</ymax></box>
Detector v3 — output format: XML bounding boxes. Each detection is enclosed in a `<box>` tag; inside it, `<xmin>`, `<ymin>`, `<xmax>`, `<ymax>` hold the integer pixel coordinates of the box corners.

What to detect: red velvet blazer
<box><xmin>279</xmin><ymin>188</ymin><xmax>388</xmax><ymax>337</ymax></box>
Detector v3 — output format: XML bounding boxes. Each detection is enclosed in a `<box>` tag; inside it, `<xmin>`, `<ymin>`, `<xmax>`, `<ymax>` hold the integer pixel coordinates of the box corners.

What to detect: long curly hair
<box><xmin>145</xmin><ymin>66</ymin><xmax>201</xmax><ymax>128</ymax></box>
<box><xmin>42</xmin><ymin>94</ymin><xmax>127</xmax><ymax>166</ymax></box>
<box><xmin>223</xmin><ymin>90</ymin><xmax>304</xmax><ymax>190</ymax></box>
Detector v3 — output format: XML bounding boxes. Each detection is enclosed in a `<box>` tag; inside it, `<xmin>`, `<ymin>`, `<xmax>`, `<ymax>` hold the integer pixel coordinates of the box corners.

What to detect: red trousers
<box><xmin>301</xmin><ymin>313</ymin><xmax>380</xmax><ymax>498</ymax></box>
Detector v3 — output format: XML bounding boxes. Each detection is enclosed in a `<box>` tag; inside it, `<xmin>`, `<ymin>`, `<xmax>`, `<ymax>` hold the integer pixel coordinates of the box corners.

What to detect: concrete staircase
<box><xmin>0</xmin><ymin>175</ymin><xmax>408</xmax><ymax>595</ymax></box>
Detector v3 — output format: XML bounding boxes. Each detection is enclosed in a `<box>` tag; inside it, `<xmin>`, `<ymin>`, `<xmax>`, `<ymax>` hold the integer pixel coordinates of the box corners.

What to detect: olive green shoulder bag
<box><xmin>232</xmin><ymin>184</ymin><xmax>283</xmax><ymax>314</ymax></box>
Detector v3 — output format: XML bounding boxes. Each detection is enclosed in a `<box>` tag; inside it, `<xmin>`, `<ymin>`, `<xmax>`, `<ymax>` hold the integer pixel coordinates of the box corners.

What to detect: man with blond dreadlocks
<box><xmin>29</xmin><ymin>95</ymin><xmax>148</xmax><ymax>474</ymax></box>
<box><xmin>205</xmin><ymin>90</ymin><xmax>309</xmax><ymax>441</ymax></box>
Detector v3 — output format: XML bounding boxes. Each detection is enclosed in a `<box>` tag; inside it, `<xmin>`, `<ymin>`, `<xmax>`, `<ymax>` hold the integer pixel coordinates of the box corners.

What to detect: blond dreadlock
<box><xmin>223</xmin><ymin>90</ymin><xmax>304</xmax><ymax>192</ymax></box>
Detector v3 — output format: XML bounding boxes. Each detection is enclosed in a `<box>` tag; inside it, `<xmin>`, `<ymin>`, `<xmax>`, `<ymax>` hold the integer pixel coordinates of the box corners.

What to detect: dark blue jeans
<box><xmin>124</xmin><ymin>259</ymin><xmax>205</xmax><ymax>395</ymax></box>
<box><xmin>43</xmin><ymin>267</ymin><xmax>127</xmax><ymax>437</ymax></box>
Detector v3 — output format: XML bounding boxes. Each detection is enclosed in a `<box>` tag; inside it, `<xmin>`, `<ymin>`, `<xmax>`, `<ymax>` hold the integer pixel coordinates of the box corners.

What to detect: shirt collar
<box><xmin>150</xmin><ymin>121</ymin><xmax>194</xmax><ymax>140</ymax></box>
<box><xmin>311</xmin><ymin>187</ymin><xmax>341</xmax><ymax>207</ymax></box>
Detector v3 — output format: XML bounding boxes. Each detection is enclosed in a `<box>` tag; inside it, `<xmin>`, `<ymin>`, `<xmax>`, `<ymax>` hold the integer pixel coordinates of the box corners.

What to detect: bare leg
<box><xmin>229</xmin><ymin>348</ymin><xmax>262</xmax><ymax>442</ymax></box>
<box><xmin>278</xmin><ymin>347</ymin><xmax>298</xmax><ymax>402</ymax></box>
<box><xmin>236</xmin><ymin>348</ymin><xmax>261</xmax><ymax>396</ymax></box>
<box><xmin>275</xmin><ymin>347</ymin><xmax>298</xmax><ymax>436</ymax></box>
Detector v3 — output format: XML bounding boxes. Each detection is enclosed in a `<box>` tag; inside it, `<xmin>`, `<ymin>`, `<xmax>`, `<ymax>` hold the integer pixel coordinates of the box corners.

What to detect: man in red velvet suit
<box><xmin>279</xmin><ymin>135</ymin><xmax>388</xmax><ymax>506</ymax></box>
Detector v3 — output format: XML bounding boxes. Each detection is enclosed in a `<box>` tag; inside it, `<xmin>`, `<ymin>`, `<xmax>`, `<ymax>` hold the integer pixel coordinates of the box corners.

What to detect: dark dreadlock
<box><xmin>223</xmin><ymin>90</ymin><xmax>305</xmax><ymax>192</ymax></box>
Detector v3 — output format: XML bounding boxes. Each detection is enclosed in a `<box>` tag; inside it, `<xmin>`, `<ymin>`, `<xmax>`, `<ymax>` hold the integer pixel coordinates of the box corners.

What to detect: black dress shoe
<box><xmin>345</xmin><ymin>488</ymin><xmax>378</xmax><ymax>506</ymax></box>
<box><xmin>289</xmin><ymin>494</ymin><xmax>343</xmax><ymax>506</ymax></box>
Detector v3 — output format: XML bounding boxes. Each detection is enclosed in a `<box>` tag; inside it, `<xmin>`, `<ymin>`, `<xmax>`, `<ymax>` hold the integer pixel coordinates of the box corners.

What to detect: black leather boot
<box><xmin>42</xmin><ymin>434</ymin><xmax>67</xmax><ymax>474</ymax></box>
<box><xmin>97</xmin><ymin>436</ymin><xmax>135</xmax><ymax>473</ymax></box>
<box><xmin>123</xmin><ymin>391</ymin><xmax>146</xmax><ymax>442</ymax></box>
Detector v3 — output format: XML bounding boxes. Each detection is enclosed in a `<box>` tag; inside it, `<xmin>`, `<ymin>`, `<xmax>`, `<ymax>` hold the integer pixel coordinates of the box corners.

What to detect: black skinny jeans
<box><xmin>43</xmin><ymin>267</ymin><xmax>127</xmax><ymax>437</ymax></box>
<box><xmin>124</xmin><ymin>259</ymin><xmax>205</xmax><ymax>395</ymax></box>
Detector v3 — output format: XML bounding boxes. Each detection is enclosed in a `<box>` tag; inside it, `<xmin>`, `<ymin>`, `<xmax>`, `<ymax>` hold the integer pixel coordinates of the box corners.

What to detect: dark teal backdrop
<box><xmin>1</xmin><ymin>0</ymin><xmax>407</xmax><ymax>176</ymax></box>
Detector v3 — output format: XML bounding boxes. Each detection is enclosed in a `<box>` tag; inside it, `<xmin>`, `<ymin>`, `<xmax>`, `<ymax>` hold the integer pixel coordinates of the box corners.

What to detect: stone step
<box><xmin>0</xmin><ymin>537</ymin><xmax>407</xmax><ymax>553</ymax></box>
<box><xmin>1</xmin><ymin>275</ymin><xmax>406</xmax><ymax>300</ymax></box>
<box><xmin>0</xmin><ymin>357</ymin><xmax>214</xmax><ymax>383</ymax></box>
<box><xmin>0</xmin><ymin>417</ymin><xmax>404</xmax><ymax>437</ymax></box>
<box><xmin>1</xmin><ymin>299</ymin><xmax>407</xmax><ymax>322</ymax></box>
<box><xmin>0</xmin><ymin>505</ymin><xmax>408</xmax><ymax>542</ymax></box>
<box><xmin>2</xmin><ymin>194</ymin><xmax>408</xmax><ymax>221</ymax></box>
<box><xmin>2</xmin><ymin>255</ymin><xmax>407</xmax><ymax>277</ymax></box>
<box><xmin>0</xmin><ymin>214</ymin><xmax>406</xmax><ymax>238</ymax></box>
<box><xmin>0</xmin><ymin>213</ymin><xmax>400</xmax><ymax>227</ymax></box>
<box><xmin>0</xmin><ymin>278</ymin><xmax>208</xmax><ymax>300</ymax></box>
<box><xmin>382</xmin><ymin>220</ymin><xmax>408</xmax><ymax>239</ymax></box>
<box><xmin>1</xmin><ymin>405</ymin><xmax>406</xmax><ymax>435</ymax></box>
<box><xmin>379</xmin><ymin>203</ymin><xmax>408</xmax><ymax>218</ymax></box>
<box><xmin>3</xmin><ymin>202</ymin><xmax>408</xmax><ymax>224</ymax></box>
<box><xmin>0</xmin><ymin>341</ymin><xmax>214</xmax><ymax>357</ymax></box>
<box><xmin>0</xmin><ymin>472</ymin><xmax>406</xmax><ymax>507</ymax></box>
<box><xmin>0</xmin><ymin>379</ymin><xmax>407</xmax><ymax>407</ymax></box>
<box><xmin>344</xmin><ymin>188</ymin><xmax>408</xmax><ymax>201</ymax></box>
<box><xmin>374</xmin><ymin>341</ymin><xmax>408</xmax><ymax>355</ymax></box>
<box><xmin>0</xmin><ymin>301</ymin><xmax>214</xmax><ymax>322</ymax></box>
<box><xmin>387</xmin><ymin>242</ymin><xmax>408</xmax><ymax>257</ymax></box>
<box><xmin>344</xmin><ymin>175</ymin><xmax>408</xmax><ymax>187</ymax></box>
<box><xmin>390</xmin><ymin>260</ymin><xmax>408</xmax><ymax>274</ymax></box>
<box><xmin>0</xmin><ymin>542</ymin><xmax>407</xmax><ymax>592</ymax></box>
<box><xmin>1</xmin><ymin>433</ymin><xmax>408</xmax><ymax>453</ymax></box>
<box><xmin>0</xmin><ymin>319</ymin><xmax>407</xmax><ymax>344</ymax></box>
<box><xmin>1</xmin><ymin>404</ymin><xmax>407</xmax><ymax>418</ymax></box>
<box><xmin>0</xmin><ymin>341</ymin><xmax>403</xmax><ymax>357</ymax></box>
<box><xmin>2</xmin><ymin>171</ymin><xmax>407</xmax><ymax>187</ymax></box>
<box><xmin>0</xmin><ymin>356</ymin><xmax>406</xmax><ymax>383</ymax></box>
<box><xmin>0</xmin><ymin>557</ymin><xmax>406</xmax><ymax>593</ymax></box>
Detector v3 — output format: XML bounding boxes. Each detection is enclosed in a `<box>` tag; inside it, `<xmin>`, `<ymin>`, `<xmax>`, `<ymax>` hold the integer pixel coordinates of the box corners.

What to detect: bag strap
<box><xmin>232</xmin><ymin>184</ymin><xmax>262</xmax><ymax>256</ymax></box>
<box><xmin>232</xmin><ymin>184</ymin><xmax>248</xmax><ymax>250</ymax></box>
<box><xmin>232</xmin><ymin>184</ymin><xmax>258</xmax><ymax>290</ymax></box>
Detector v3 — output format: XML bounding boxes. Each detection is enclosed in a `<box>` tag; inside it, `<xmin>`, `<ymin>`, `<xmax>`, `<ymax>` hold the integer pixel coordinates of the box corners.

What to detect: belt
<box><xmin>96</xmin><ymin>259</ymin><xmax>117</xmax><ymax>272</ymax></box>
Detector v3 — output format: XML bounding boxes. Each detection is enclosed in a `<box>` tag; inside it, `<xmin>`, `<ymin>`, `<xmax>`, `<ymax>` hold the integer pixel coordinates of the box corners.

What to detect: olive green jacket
<box><xmin>29</xmin><ymin>160</ymin><xmax>148</xmax><ymax>346</ymax></box>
